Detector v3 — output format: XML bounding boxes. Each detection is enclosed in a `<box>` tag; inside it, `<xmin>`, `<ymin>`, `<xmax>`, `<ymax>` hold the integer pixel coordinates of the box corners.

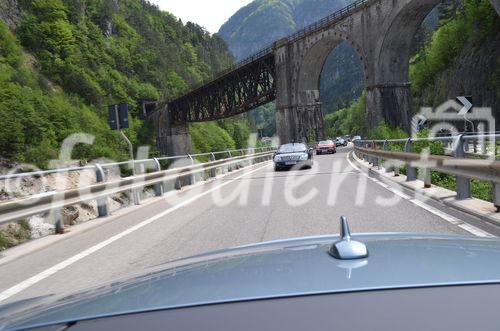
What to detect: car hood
<box><xmin>3</xmin><ymin>233</ymin><xmax>500</xmax><ymax>329</ymax></box>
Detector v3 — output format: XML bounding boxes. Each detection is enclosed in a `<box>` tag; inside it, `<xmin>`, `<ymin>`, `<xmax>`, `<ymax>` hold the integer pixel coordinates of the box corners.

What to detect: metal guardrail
<box><xmin>354</xmin><ymin>134</ymin><xmax>500</xmax><ymax>210</ymax></box>
<box><xmin>0</xmin><ymin>147</ymin><xmax>272</xmax><ymax>181</ymax></box>
<box><xmin>0</xmin><ymin>148</ymin><xmax>276</xmax><ymax>229</ymax></box>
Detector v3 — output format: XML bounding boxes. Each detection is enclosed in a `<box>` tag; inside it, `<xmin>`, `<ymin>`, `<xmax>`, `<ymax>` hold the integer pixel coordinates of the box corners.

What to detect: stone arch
<box><xmin>283</xmin><ymin>29</ymin><xmax>368</xmax><ymax>142</ymax></box>
<box><xmin>376</xmin><ymin>0</ymin><xmax>442</xmax><ymax>84</ymax></box>
<box><xmin>371</xmin><ymin>0</ymin><xmax>500</xmax><ymax>130</ymax></box>
<box><xmin>295</xmin><ymin>29</ymin><xmax>368</xmax><ymax>106</ymax></box>
<box><xmin>378</xmin><ymin>0</ymin><xmax>500</xmax><ymax>82</ymax></box>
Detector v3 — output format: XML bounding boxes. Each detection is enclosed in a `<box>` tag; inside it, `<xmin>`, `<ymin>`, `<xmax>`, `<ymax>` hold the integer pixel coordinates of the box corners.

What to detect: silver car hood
<box><xmin>3</xmin><ymin>233</ymin><xmax>500</xmax><ymax>329</ymax></box>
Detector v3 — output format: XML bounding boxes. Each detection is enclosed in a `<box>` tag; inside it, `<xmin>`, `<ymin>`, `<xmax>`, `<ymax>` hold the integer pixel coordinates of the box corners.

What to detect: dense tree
<box><xmin>0</xmin><ymin>0</ymin><xmax>253</xmax><ymax>167</ymax></box>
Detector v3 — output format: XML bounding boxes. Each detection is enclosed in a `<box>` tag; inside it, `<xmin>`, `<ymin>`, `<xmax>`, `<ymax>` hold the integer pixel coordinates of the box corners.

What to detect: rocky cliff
<box><xmin>434</xmin><ymin>32</ymin><xmax>500</xmax><ymax>126</ymax></box>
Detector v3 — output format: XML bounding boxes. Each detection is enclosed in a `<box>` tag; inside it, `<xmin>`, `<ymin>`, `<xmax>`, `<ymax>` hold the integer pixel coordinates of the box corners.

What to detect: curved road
<box><xmin>0</xmin><ymin>147</ymin><xmax>498</xmax><ymax>303</ymax></box>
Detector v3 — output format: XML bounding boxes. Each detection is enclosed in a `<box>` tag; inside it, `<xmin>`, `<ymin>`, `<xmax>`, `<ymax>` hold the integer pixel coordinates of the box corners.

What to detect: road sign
<box><xmin>108</xmin><ymin>105</ymin><xmax>119</xmax><ymax>130</ymax></box>
<box><xmin>108</xmin><ymin>104</ymin><xmax>129</xmax><ymax>130</ymax></box>
<box><xmin>118</xmin><ymin>103</ymin><xmax>129</xmax><ymax>129</ymax></box>
<box><xmin>456</xmin><ymin>96</ymin><xmax>473</xmax><ymax>116</ymax></box>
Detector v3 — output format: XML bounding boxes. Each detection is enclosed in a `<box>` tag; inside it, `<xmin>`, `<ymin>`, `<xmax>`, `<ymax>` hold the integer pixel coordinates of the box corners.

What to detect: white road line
<box><xmin>346</xmin><ymin>153</ymin><xmax>362</xmax><ymax>172</ymax></box>
<box><xmin>458</xmin><ymin>223</ymin><xmax>494</xmax><ymax>238</ymax></box>
<box><xmin>347</xmin><ymin>152</ymin><xmax>494</xmax><ymax>238</ymax></box>
<box><xmin>409</xmin><ymin>198</ymin><xmax>494</xmax><ymax>238</ymax></box>
<box><xmin>387</xmin><ymin>187</ymin><xmax>412</xmax><ymax>200</ymax></box>
<box><xmin>409</xmin><ymin>199</ymin><xmax>461</xmax><ymax>225</ymax></box>
<box><xmin>0</xmin><ymin>162</ymin><xmax>272</xmax><ymax>303</ymax></box>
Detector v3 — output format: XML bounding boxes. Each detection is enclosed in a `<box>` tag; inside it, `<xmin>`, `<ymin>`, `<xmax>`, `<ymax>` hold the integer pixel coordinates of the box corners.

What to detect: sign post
<box><xmin>108</xmin><ymin>104</ymin><xmax>140</xmax><ymax>205</ymax></box>
<box><xmin>456</xmin><ymin>96</ymin><xmax>474</xmax><ymax>134</ymax></box>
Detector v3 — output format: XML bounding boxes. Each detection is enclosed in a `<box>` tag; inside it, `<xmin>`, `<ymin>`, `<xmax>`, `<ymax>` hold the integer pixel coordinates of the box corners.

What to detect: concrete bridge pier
<box><xmin>164</xmin><ymin>122</ymin><xmax>193</xmax><ymax>157</ymax></box>
<box><xmin>276</xmin><ymin>104</ymin><xmax>324</xmax><ymax>145</ymax></box>
<box><xmin>296</xmin><ymin>103</ymin><xmax>324</xmax><ymax>142</ymax></box>
<box><xmin>365</xmin><ymin>83</ymin><xmax>413</xmax><ymax>133</ymax></box>
<box><xmin>275</xmin><ymin>39</ymin><xmax>325</xmax><ymax>144</ymax></box>
<box><xmin>276</xmin><ymin>105</ymin><xmax>325</xmax><ymax>144</ymax></box>
<box><xmin>152</xmin><ymin>109</ymin><xmax>193</xmax><ymax>156</ymax></box>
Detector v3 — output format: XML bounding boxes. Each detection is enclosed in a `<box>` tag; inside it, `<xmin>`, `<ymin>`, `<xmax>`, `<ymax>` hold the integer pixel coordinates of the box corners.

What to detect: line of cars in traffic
<box><xmin>273</xmin><ymin>136</ymin><xmax>361</xmax><ymax>171</ymax></box>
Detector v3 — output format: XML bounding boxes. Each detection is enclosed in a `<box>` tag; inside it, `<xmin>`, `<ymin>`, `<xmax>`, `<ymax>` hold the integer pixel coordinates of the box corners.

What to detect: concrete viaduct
<box><xmin>152</xmin><ymin>0</ymin><xmax>500</xmax><ymax>156</ymax></box>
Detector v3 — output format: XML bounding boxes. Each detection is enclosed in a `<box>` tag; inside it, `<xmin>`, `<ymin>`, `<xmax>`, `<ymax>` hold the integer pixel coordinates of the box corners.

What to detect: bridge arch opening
<box><xmin>375</xmin><ymin>0</ymin><xmax>499</xmax><ymax>130</ymax></box>
<box><xmin>293</xmin><ymin>34</ymin><xmax>366</xmax><ymax>141</ymax></box>
<box><xmin>296</xmin><ymin>35</ymin><xmax>366</xmax><ymax>107</ymax></box>
<box><xmin>319</xmin><ymin>42</ymin><xmax>365</xmax><ymax>114</ymax></box>
<box><xmin>377</xmin><ymin>0</ymin><xmax>443</xmax><ymax>85</ymax></box>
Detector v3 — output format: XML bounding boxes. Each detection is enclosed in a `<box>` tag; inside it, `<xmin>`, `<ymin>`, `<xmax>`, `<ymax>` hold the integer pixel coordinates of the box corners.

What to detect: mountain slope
<box><xmin>219</xmin><ymin>0</ymin><xmax>350</xmax><ymax>61</ymax></box>
<box><xmin>0</xmin><ymin>0</ymin><xmax>240</xmax><ymax>166</ymax></box>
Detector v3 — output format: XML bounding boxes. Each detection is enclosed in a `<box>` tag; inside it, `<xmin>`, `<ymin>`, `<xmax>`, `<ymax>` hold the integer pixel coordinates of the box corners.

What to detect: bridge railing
<box><xmin>287</xmin><ymin>0</ymin><xmax>369</xmax><ymax>43</ymax></box>
<box><xmin>169</xmin><ymin>44</ymin><xmax>275</xmax><ymax>100</ymax></box>
<box><xmin>354</xmin><ymin>133</ymin><xmax>500</xmax><ymax>210</ymax></box>
<box><xmin>0</xmin><ymin>147</ymin><xmax>276</xmax><ymax>230</ymax></box>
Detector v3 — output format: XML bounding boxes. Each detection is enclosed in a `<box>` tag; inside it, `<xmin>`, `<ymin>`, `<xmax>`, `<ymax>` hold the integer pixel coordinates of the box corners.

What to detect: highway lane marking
<box><xmin>0</xmin><ymin>162</ymin><xmax>272</xmax><ymax>303</ymax></box>
<box><xmin>409</xmin><ymin>198</ymin><xmax>494</xmax><ymax>238</ymax></box>
<box><xmin>347</xmin><ymin>152</ymin><xmax>494</xmax><ymax>238</ymax></box>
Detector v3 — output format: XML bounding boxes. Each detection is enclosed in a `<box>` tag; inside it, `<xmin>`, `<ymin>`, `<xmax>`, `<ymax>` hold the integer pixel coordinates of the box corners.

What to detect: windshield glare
<box><xmin>278</xmin><ymin>144</ymin><xmax>307</xmax><ymax>153</ymax></box>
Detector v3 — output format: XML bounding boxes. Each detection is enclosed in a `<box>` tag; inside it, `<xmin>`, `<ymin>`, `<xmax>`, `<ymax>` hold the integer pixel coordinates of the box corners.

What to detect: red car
<box><xmin>316</xmin><ymin>140</ymin><xmax>336</xmax><ymax>155</ymax></box>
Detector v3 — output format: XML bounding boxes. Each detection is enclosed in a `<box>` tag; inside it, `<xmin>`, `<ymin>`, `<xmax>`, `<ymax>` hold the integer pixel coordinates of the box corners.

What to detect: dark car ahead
<box><xmin>2</xmin><ymin>217</ymin><xmax>500</xmax><ymax>331</ymax></box>
<box><xmin>316</xmin><ymin>140</ymin><xmax>336</xmax><ymax>155</ymax></box>
<box><xmin>273</xmin><ymin>143</ymin><xmax>313</xmax><ymax>171</ymax></box>
<box><xmin>335</xmin><ymin>137</ymin><xmax>347</xmax><ymax>147</ymax></box>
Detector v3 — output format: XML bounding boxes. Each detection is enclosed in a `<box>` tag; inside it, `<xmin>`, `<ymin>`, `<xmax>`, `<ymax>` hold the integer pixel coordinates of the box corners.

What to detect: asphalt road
<box><xmin>0</xmin><ymin>147</ymin><xmax>498</xmax><ymax>303</ymax></box>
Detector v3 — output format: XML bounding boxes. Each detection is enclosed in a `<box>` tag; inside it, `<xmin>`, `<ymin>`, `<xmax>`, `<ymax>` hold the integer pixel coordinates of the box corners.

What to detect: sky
<box><xmin>149</xmin><ymin>0</ymin><xmax>254</xmax><ymax>34</ymax></box>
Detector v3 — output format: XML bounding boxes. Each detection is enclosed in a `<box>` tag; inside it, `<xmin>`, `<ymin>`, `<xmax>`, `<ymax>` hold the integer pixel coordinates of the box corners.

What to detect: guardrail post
<box><xmin>405</xmin><ymin>139</ymin><xmax>417</xmax><ymax>181</ymax></box>
<box><xmin>240</xmin><ymin>149</ymin><xmax>245</xmax><ymax>168</ymax></box>
<box><xmin>53</xmin><ymin>208</ymin><xmax>64</xmax><ymax>235</ymax></box>
<box><xmin>174</xmin><ymin>157</ymin><xmax>183</xmax><ymax>190</ymax></box>
<box><xmin>152</xmin><ymin>158</ymin><xmax>163</xmax><ymax>197</ymax></box>
<box><xmin>175</xmin><ymin>177</ymin><xmax>182</xmax><ymax>190</ymax></box>
<box><xmin>372</xmin><ymin>141</ymin><xmax>379</xmax><ymax>168</ymax></box>
<box><xmin>423</xmin><ymin>169</ymin><xmax>432</xmax><ymax>188</ymax></box>
<box><xmin>209</xmin><ymin>153</ymin><xmax>216</xmax><ymax>178</ymax></box>
<box><xmin>227</xmin><ymin>151</ymin><xmax>233</xmax><ymax>172</ymax></box>
<box><xmin>95</xmin><ymin>164</ymin><xmax>109</xmax><ymax>217</ymax></box>
<box><xmin>382</xmin><ymin>140</ymin><xmax>388</xmax><ymax>171</ymax></box>
<box><xmin>188</xmin><ymin>154</ymin><xmax>195</xmax><ymax>185</ymax></box>
<box><xmin>494</xmin><ymin>183</ymin><xmax>500</xmax><ymax>212</ymax></box>
<box><xmin>132</xmin><ymin>162</ymin><xmax>142</xmax><ymax>206</ymax></box>
<box><xmin>454</xmin><ymin>135</ymin><xmax>471</xmax><ymax>200</ymax></box>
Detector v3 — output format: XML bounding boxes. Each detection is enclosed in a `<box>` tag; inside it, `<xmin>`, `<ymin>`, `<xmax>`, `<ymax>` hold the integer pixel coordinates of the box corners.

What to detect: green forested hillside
<box><xmin>410</xmin><ymin>0</ymin><xmax>500</xmax><ymax>119</ymax></box>
<box><xmin>0</xmin><ymin>0</ymin><xmax>251</xmax><ymax>168</ymax></box>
